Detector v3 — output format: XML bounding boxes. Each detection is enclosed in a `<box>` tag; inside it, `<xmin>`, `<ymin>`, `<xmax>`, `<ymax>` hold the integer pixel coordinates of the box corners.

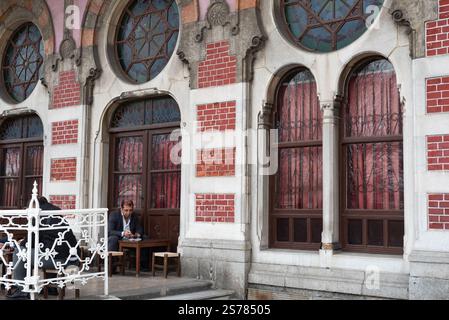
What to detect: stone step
<box><xmin>150</xmin><ymin>289</ymin><xmax>235</xmax><ymax>300</ymax></box>
<box><xmin>79</xmin><ymin>279</ymin><xmax>214</xmax><ymax>300</ymax></box>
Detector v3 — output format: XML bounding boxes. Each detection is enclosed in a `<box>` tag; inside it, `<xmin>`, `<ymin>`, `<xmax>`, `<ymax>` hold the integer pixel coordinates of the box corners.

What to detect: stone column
<box><xmin>320</xmin><ymin>97</ymin><xmax>342</xmax><ymax>258</ymax></box>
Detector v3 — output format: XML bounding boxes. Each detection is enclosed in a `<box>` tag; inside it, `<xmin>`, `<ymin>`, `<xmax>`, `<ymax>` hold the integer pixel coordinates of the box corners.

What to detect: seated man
<box><xmin>108</xmin><ymin>199</ymin><xmax>144</xmax><ymax>251</ymax></box>
<box><xmin>7</xmin><ymin>196</ymin><xmax>79</xmax><ymax>299</ymax></box>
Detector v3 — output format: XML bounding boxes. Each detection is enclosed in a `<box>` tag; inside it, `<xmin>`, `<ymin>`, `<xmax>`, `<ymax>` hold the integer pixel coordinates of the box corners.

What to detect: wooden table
<box><xmin>118</xmin><ymin>239</ymin><xmax>170</xmax><ymax>277</ymax></box>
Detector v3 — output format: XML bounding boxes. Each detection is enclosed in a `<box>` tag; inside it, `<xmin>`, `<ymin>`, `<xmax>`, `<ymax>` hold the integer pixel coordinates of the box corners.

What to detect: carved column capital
<box><xmin>258</xmin><ymin>103</ymin><xmax>274</xmax><ymax>130</ymax></box>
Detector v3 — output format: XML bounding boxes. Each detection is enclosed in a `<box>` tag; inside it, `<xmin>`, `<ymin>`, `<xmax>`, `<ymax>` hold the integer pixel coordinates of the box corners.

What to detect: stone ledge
<box><xmin>248</xmin><ymin>263</ymin><xmax>409</xmax><ymax>300</ymax></box>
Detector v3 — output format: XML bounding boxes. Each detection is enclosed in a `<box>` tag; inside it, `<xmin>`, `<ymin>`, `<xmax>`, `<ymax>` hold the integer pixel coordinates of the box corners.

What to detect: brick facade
<box><xmin>197</xmin><ymin>101</ymin><xmax>236</xmax><ymax>132</ymax></box>
<box><xmin>195</xmin><ymin>194</ymin><xmax>235</xmax><ymax>223</ymax></box>
<box><xmin>52</xmin><ymin>120</ymin><xmax>79</xmax><ymax>145</ymax></box>
<box><xmin>198</xmin><ymin>41</ymin><xmax>237</xmax><ymax>89</ymax></box>
<box><xmin>426</xmin><ymin>0</ymin><xmax>449</xmax><ymax>57</ymax></box>
<box><xmin>49</xmin><ymin>195</ymin><xmax>76</xmax><ymax>210</ymax></box>
<box><xmin>196</xmin><ymin>148</ymin><xmax>236</xmax><ymax>177</ymax></box>
<box><xmin>52</xmin><ymin>70</ymin><xmax>81</xmax><ymax>109</ymax></box>
<box><xmin>427</xmin><ymin>76</ymin><xmax>449</xmax><ymax>113</ymax></box>
<box><xmin>428</xmin><ymin>194</ymin><xmax>449</xmax><ymax>230</ymax></box>
<box><xmin>427</xmin><ymin>135</ymin><xmax>449</xmax><ymax>171</ymax></box>
<box><xmin>50</xmin><ymin>158</ymin><xmax>77</xmax><ymax>181</ymax></box>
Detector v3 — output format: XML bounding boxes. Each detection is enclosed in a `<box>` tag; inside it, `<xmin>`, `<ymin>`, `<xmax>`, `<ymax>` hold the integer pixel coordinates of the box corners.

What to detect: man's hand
<box><xmin>124</xmin><ymin>230</ymin><xmax>132</xmax><ymax>238</ymax></box>
<box><xmin>0</xmin><ymin>243</ymin><xmax>3</xmax><ymax>249</ymax></box>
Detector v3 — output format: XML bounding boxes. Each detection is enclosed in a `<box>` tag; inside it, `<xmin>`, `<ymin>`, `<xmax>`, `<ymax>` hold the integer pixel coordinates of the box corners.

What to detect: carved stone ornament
<box><xmin>258</xmin><ymin>103</ymin><xmax>273</xmax><ymax>129</ymax></box>
<box><xmin>207</xmin><ymin>0</ymin><xmax>230</xmax><ymax>26</ymax></box>
<box><xmin>83</xmin><ymin>68</ymin><xmax>102</xmax><ymax>106</ymax></box>
<box><xmin>60</xmin><ymin>30</ymin><xmax>77</xmax><ymax>60</ymax></box>
<box><xmin>195</xmin><ymin>0</ymin><xmax>239</xmax><ymax>42</ymax></box>
<box><xmin>244</xmin><ymin>36</ymin><xmax>266</xmax><ymax>82</ymax></box>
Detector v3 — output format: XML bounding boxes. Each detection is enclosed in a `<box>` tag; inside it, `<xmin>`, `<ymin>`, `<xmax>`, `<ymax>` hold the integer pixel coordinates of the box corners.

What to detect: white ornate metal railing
<box><xmin>0</xmin><ymin>182</ymin><xmax>108</xmax><ymax>300</ymax></box>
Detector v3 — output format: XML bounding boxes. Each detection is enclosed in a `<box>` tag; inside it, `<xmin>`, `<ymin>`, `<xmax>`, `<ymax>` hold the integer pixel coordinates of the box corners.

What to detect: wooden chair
<box><xmin>152</xmin><ymin>252</ymin><xmax>181</xmax><ymax>278</ymax></box>
<box><xmin>98</xmin><ymin>251</ymin><xmax>124</xmax><ymax>277</ymax></box>
<box><xmin>42</xmin><ymin>267</ymin><xmax>80</xmax><ymax>300</ymax></box>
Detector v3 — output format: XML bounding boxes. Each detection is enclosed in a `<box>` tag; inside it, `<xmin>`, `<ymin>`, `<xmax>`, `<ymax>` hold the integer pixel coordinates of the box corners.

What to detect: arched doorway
<box><xmin>0</xmin><ymin>114</ymin><xmax>44</xmax><ymax>209</ymax></box>
<box><xmin>108</xmin><ymin>96</ymin><xmax>181</xmax><ymax>250</ymax></box>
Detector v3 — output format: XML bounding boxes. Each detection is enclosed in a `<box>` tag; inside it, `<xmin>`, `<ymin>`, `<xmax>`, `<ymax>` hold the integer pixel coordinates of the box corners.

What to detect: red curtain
<box><xmin>346</xmin><ymin>64</ymin><xmax>403</xmax><ymax>210</ymax></box>
<box><xmin>0</xmin><ymin>148</ymin><xmax>21</xmax><ymax>207</ymax></box>
<box><xmin>276</xmin><ymin>72</ymin><xmax>323</xmax><ymax>210</ymax></box>
<box><xmin>151</xmin><ymin>133</ymin><xmax>180</xmax><ymax>209</ymax></box>
<box><xmin>115</xmin><ymin>136</ymin><xmax>143</xmax><ymax>208</ymax></box>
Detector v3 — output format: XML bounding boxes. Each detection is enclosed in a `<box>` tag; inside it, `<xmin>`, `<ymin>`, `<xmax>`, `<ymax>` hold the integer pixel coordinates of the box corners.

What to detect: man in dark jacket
<box><xmin>7</xmin><ymin>196</ymin><xmax>78</xmax><ymax>299</ymax></box>
<box><xmin>108</xmin><ymin>199</ymin><xmax>144</xmax><ymax>251</ymax></box>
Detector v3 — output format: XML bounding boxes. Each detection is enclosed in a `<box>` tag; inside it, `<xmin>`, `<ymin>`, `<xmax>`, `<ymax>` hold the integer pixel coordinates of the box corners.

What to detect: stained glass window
<box><xmin>116</xmin><ymin>0</ymin><xmax>180</xmax><ymax>83</ymax></box>
<box><xmin>281</xmin><ymin>0</ymin><xmax>384</xmax><ymax>52</ymax></box>
<box><xmin>0</xmin><ymin>114</ymin><xmax>44</xmax><ymax>141</ymax></box>
<box><xmin>2</xmin><ymin>23</ymin><xmax>44</xmax><ymax>102</ymax></box>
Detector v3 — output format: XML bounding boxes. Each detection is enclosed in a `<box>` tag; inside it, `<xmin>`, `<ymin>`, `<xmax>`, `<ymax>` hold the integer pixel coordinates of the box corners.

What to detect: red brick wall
<box><xmin>427</xmin><ymin>135</ymin><xmax>449</xmax><ymax>171</ymax></box>
<box><xmin>49</xmin><ymin>195</ymin><xmax>76</xmax><ymax>210</ymax></box>
<box><xmin>197</xmin><ymin>101</ymin><xmax>236</xmax><ymax>132</ymax></box>
<box><xmin>52</xmin><ymin>70</ymin><xmax>81</xmax><ymax>108</ymax></box>
<box><xmin>195</xmin><ymin>194</ymin><xmax>235</xmax><ymax>223</ymax></box>
<box><xmin>426</xmin><ymin>0</ymin><xmax>449</xmax><ymax>57</ymax></box>
<box><xmin>52</xmin><ymin>120</ymin><xmax>79</xmax><ymax>145</ymax></box>
<box><xmin>51</xmin><ymin>158</ymin><xmax>77</xmax><ymax>181</ymax></box>
<box><xmin>427</xmin><ymin>76</ymin><xmax>449</xmax><ymax>113</ymax></box>
<box><xmin>198</xmin><ymin>41</ymin><xmax>237</xmax><ymax>88</ymax></box>
<box><xmin>428</xmin><ymin>194</ymin><xmax>449</xmax><ymax>230</ymax></box>
<box><xmin>196</xmin><ymin>148</ymin><xmax>236</xmax><ymax>177</ymax></box>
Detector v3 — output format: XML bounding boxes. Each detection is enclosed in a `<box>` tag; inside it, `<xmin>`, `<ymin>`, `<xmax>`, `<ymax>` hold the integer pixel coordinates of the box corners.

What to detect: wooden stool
<box><xmin>98</xmin><ymin>251</ymin><xmax>124</xmax><ymax>277</ymax></box>
<box><xmin>152</xmin><ymin>252</ymin><xmax>181</xmax><ymax>278</ymax></box>
<box><xmin>42</xmin><ymin>268</ymin><xmax>80</xmax><ymax>300</ymax></box>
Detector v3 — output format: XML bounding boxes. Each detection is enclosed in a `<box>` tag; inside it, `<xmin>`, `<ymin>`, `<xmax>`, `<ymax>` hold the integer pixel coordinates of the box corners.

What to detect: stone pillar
<box><xmin>320</xmin><ymin>98</ymin><xmax>342</xmax><ymax>260</ymax></box>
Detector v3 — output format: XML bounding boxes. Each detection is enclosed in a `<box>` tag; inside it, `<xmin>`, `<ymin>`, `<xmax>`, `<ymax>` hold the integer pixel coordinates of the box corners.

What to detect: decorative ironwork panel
<box><xmin>0</xmin><ymin>115</ymin><xmax>44</xmax><ymax>141</ymax></box>
<box><xmin>2</xmin><ymin>23</ymin><xmax>44</xmax><ymax>102</ymax></box>
<box><xmin>0</xmin><ymin>183</ymin><xmax>109</xmax><ymax>299</ymax></box>
<box><xmin>346</xmin><ymin>142</ymin><xmax>404</xmax><ymax>210</ymax></box>
<box><xmin>111</xmin><ymin>97</ymin><xmax>181</xmax><ymax>129</ymax></box>
<box><xmin>277</xmin><ymin>70</ymin><xmax>322</xmax><ymax>143</ymax></box>
<box><xmin>281</xmin><ymin>0</ymin><xmax>384</xmax><ymax>52</ymax></box>
<box><xmin>277</xmin><ymin>147</ymin><xmax>323</xmax><ymax>210</ymax></box>
<box><xmin>346</xmin><ymin>60</ymin><xmax>402</xmax><ymax>138</ymax></box>
<box><xmin>116</xmin><ymin>0</ymin><xmax>180</xmax><ymax>83</ymax></box>
<box><xmin>151</xmin><ymin>97</ymin><xmax>181</xmax><ymax>124</ymax></box>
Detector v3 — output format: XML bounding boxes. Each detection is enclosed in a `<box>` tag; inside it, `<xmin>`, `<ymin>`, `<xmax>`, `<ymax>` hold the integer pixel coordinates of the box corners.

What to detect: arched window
<box><xmin>280</xmin><ymin>0</ymin><xmax>384</xmax><ymax>52</ymax></box>
<box><xmin>341</xmin><ymin>58</ymin><xmax>404</xmax><ymax>254</ymax></box>
<box><xmin>2</xmin><ymin>23</ymin><xmax>44</xmax><ymax>102</ymax></box>
<box><xmin>270</xmin><ymin>69</ymin><xmax>323</xmax><ymax>250</ymax></box>
<box><xmin>0</xmin><ymin>114</ymin><xmax>44</xmax><ymax>208</ymax></box>
<box><xmin>109</xmin><ymin>96</ymin><xmax>181</xmax><ymax>249</ymax></box>
<box><xmin>115</xmin><ymin>0</ymin><xmax>180</xmax><ymax>83</ymax></box>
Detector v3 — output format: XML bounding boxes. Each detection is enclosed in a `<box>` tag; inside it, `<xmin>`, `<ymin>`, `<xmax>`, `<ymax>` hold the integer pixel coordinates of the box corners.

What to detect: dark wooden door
<box><xmin>0</xmin><ymin>142</ymin><xmax>43</xmax><ymax>209</ymax></box>
<box><xmin>109</xmin><ymin>128</ymin><xmax>181</xmax><ymax>250</ymax></box>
